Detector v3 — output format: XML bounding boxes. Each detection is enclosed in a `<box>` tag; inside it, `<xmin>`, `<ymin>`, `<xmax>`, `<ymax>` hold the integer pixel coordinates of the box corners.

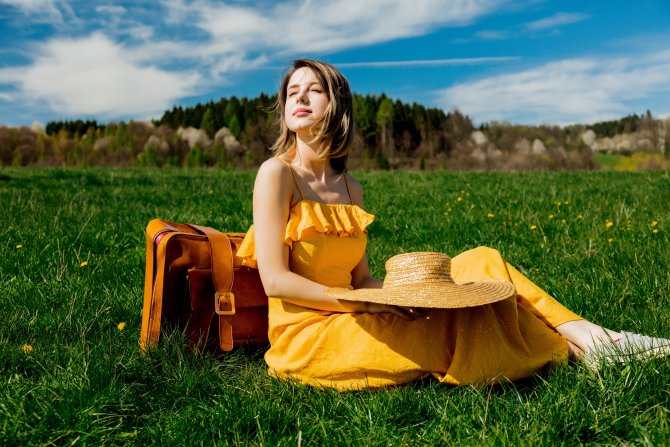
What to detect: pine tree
<box><xmin>200</xmin><ymin>108</ymin><xmax>216</xmax><ymax>137</ymax></box>
<box><xmin>376</xmin><ymin>97</ymin><xmax>394</xmax><ymax>161</ymax></box>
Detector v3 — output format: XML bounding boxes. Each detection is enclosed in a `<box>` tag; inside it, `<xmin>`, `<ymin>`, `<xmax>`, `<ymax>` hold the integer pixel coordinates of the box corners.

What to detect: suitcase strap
<box><xmin>189</xmin><ymin>224</ymin><xmax>236</xmax><ymax>351</ymax></box>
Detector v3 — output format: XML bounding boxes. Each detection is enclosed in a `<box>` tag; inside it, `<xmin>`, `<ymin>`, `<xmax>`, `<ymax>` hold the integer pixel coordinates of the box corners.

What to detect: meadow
<box><xmin>1</xmin><ymin>167</ymin><xmax>669</xmax><ymax>446</ymax></box>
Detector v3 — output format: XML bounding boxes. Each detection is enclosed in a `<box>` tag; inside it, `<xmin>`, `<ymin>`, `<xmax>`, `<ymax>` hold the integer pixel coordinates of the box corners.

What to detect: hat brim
<box><xmin>326</xmin><ymin>279</ymin><xmax>515</xmax><ymax>309</ymax></box>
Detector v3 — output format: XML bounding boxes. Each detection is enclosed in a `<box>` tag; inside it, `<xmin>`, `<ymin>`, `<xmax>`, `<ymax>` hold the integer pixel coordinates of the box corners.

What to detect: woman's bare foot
<box><xmin>556</xmin><ymin>320</ymin><xmax>670</xmax><ymax>368</ymax></box>
<box><xmin>555</xmin><ymin>320</ymin><xmax>622</xmax><ymax>354</ymax></box>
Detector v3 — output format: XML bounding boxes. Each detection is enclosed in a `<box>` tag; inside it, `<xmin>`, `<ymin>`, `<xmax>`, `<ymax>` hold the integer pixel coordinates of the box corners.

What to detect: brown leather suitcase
<box><xmin>140</xmin><ymin>219</ymin><xmax>268</xmax><ymax>352</ymax></box>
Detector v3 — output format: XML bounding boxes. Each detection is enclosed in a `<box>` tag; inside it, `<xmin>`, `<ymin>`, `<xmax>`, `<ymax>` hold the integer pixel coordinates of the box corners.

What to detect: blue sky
<box><xmin>1</xmin><ymin>0</ymin><xmax>669</xmax><ymax>126</ymax></box>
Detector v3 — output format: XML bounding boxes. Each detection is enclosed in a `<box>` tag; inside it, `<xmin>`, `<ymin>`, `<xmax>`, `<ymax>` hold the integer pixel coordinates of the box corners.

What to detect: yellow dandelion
<box><xmin>487</xmin><ymin>213</ymin><xmax>495</xmax><ymax>218</ymax></box>
<box><xmin>16</xmin><ymin>244</ymin><xmax>23</xmax><ymax>249</ymax></box>
<box><xmin>564</xmin><ymin>201</ymin><xmax>569</xmax><ymax>205</ymax></box>
<box><xmin>80</xmin><ymin>261</ymin><xmax>88</xmax><ymax>267</ymax></box>
<box><xmin>456</xmin><ymin>197</ymin><xmax>462</xmax><ymax>202</ymax></box>
<box><xmin>608</xmin><ymin>238</ymin><xmax>614</xmax><ymax>243</ymax></box>
<box><xmin>117</xmin><ymin>322</ymin><xmax>126</xmax><ymax>331</ymax></box>
<box><xmin>530</xmin><ymin>225</ymin><xmax>537</xmax><ymax>230</ymax></box>
<box><xmin>561</xmin><ymin>219</ymin><xmax>566</xmax><ymax>224</ymax></box>
<box><xmin>577</xmin><ymin>214</ymin><xmax>583</xmax><ymax>220</ymax></box>
<box><xmin>652</xmin><ymin>229</ymin><xmax>659</xmax><ymax>234</ymax></box>
<box><xmin>21</xmin><ymin>344</ymin><xmax>33</xmax><ymax>354</ymax></box>
<box><xmin>555</xmin><ymin>201</ymin><xmax>562</xmax><ymax>206</ymax></box>
<box><xmin>651</xmin><ymin>221</ymin><xmax>658</xmax><ymax>227</ymax></box>
<box><xmin>548</xmin><ymin>214</ymin><xmax>554</xmax><ymax>219</ymax></box>
<box><xmin>605</xmin><ymin>221</ymin><xmax>614</xmax><ymax>228</ymax></box>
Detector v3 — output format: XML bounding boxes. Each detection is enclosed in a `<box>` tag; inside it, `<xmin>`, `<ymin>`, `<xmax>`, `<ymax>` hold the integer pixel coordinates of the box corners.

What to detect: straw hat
<box><xmin>326</xmin><ymin>252</ymin><xmax>515</xmax><ymax>308</ymax></box>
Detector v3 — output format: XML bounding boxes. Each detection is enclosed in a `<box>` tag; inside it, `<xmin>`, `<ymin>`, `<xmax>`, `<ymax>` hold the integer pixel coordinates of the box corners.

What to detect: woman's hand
<box><xmin>364</xmin><ymin>302</ymin><xmax>428</xmax><ymax>320</ymax></box>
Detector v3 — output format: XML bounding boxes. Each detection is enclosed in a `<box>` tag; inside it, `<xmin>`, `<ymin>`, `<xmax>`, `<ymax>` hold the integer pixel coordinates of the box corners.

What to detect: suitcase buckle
<box><xmin>215</xmin><ymin>292</ymin><xmax>236</xmax><ymax>315</ymax></box>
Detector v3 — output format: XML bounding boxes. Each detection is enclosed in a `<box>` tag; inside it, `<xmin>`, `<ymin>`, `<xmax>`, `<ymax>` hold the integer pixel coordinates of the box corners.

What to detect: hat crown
<box><xmin>383</xmin><ymin>252</ymin><xmax>454</xmax><ymax>288</ymax></box>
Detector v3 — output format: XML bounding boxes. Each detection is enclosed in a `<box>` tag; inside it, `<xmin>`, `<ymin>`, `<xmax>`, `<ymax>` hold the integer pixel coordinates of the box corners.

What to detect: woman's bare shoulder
<box><xmin>255</xmin><ymin>157</ymin><xmax>292</xmax><ymax>185</ymax></box>
<box><xmin>258</xmin><ymin>156</ymin><xmax>288</xmax><ymax>175</ymax></box>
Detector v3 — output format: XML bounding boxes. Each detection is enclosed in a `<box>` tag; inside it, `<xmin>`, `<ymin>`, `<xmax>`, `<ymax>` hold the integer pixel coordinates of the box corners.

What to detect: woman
<box><xmin>237</xmin><ymin>59</ymin><xmax>669</xmax><ymax>390</ymax></box>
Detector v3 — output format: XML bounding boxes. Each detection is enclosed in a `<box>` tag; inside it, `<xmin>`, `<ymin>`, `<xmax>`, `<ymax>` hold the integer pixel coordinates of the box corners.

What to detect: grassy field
<box><xmin>1</xmin><ymin>168</ymin><xmax>669</xmax><ymax>446</ymax></box>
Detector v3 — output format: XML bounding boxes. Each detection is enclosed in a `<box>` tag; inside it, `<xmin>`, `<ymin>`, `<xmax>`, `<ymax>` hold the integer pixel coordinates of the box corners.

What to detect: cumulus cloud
<box><xmin>524</xmin><ymin>12</ymin><xmax>589</xmax><ymax>31</ymax></box>
<box><xmin>1</xmin><ymin>0</ymin><xmax>506</xmax><ymax>121</ymax></box>
<box><xmin>439</xmin><ymin>50</ymin><xmax>670</xmax><ymax>124</ymax></box>
<box><xmin>12</xmin><ymin>33</ymin><xmax>200</xmax><ymax>118</ymax></box>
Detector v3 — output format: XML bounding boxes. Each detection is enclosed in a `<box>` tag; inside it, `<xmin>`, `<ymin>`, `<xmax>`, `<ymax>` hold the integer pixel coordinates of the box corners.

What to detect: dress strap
<box><xmin>343</xmin><ymin>173</ymin><xmax>353</xmax><ymax>205</ymax></box>
<box><xmin>277</xmin><ymin>157</ymin><xmax>305</xmax><ymax>201</ymax></box>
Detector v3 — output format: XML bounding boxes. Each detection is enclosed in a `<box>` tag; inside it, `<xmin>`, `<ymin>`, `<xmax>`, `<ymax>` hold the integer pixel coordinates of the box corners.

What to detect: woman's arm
<box><xmin>252</xmin><ymin>159</ymin><xmax>366</xmax><ymax>312</ymax></box>
<box><xmin>351</xmin><ymin>252</ymin><xmax>383</xmax><ymax>289</ymax></box>
<box><xmin>252</xmin><ymin>162</ymin><xmax>410</xmax><ymax>318</ymax></box>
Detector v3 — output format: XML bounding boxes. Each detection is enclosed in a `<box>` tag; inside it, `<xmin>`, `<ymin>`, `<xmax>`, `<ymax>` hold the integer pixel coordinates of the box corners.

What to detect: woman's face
<box><xmin>284</xmin><ymin>67</ymin><xmax>329</xmax><ymax>136</ymax></box>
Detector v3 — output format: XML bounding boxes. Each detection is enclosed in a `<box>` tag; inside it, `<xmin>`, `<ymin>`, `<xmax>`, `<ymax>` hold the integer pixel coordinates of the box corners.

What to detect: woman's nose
<box><xmin>296</xmin><ymin>89</ymin><xmax>308</xmax><ymax>104</ymax></box>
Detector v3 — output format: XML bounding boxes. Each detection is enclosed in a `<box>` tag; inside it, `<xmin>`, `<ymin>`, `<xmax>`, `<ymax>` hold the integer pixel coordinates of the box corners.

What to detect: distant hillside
<box><xmin>2</xmin><ymin>95</ymin><xmax>668</xmax><ymax>170</ymax></box>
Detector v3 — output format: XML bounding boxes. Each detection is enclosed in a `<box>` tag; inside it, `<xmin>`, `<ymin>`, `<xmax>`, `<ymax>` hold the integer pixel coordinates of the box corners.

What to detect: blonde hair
<box><xmin>271</xmin><ymin>59</ymin><xmax>353</xmax><ymax>173</ymax></box>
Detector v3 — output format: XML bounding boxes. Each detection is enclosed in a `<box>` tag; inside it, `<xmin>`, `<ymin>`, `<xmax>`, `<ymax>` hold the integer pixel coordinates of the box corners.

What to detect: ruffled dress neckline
<box><xmin>236</xmin><ymin>199</ymin><xmax>375</xmax><ymax>268</ymax></box>
<box><xmin>284</xmin><ymin>199</ymin><xmax>374</xmax><ymax>244</ymax></box>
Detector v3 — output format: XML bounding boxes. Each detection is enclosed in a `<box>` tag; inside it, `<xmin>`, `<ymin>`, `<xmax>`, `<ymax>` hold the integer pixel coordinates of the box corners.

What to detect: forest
<box><xmin>1</xmin><ymin>93</ymin><xmax>668</xmax><ymax>170</ymax></box>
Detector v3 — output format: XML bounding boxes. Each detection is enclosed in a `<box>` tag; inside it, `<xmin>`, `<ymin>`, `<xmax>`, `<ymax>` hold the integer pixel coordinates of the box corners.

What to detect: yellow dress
<box><xmin>237</xmin><ymin>185</ymin><xmax>583</xmax><ymax>391</ymax></box>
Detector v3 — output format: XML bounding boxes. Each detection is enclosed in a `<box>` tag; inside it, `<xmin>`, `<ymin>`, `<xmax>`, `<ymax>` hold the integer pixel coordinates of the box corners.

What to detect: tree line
<box><xmin>1</xmin><ymin>94</ymin><xmax>666</xmax><ymax>170</ymax></box>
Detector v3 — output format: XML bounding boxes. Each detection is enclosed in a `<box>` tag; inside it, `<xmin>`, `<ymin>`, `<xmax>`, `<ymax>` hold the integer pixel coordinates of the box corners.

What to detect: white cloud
<box><xmin>0</xmin><ymin>0</ymin><xmax>80</xmax><ymax>26</ymax></box>
<box><xmin>439</xmin><ymin>50</ymin><xmax>670</xmax><ymax>124</ymax></box>
<box><xmin>0</xmin><ymin>0</ymin><xmax>62</xmax><ymax>20</ymax></box>
<box><xmin>13</xmin><ymin>33</ymin><xmax>200</xmax><ymax>118</ymax></box>
<box><xmin>95</xmin><ymin>5</ymin><xmax>126</xmax><ymax>15</ymax></box>
<box><xmin>1</xmin><ymin>0</ymin><xmax>506</xmax><ymax>122</ymax></box>
<box><xmin>0</xmin><ymin>66</ymin><xmax>25</xmax><ymax>84</ymax></box>
<box><xmin>165</xmin><ymin>0</ymin><xmax>503</xmax><ymax>54</ymax></box>
<box><xmin>127</xmin><ymin>25</ymin><xmax>154</xmax><ymax>40</ymax></box>
<box><xmin>525</xmin><ymin>12</ymin><xmax>589</xmax><ymax>31</ymax></box>
<box><xmin>210</xmin><ymin>53</ymin><xmax>270</xmax><ymax>78</ymax></box>
<box><xmin>131</xmin><ymin>1</ymin><xmax>508</xmax><ymax>88</ymax></box>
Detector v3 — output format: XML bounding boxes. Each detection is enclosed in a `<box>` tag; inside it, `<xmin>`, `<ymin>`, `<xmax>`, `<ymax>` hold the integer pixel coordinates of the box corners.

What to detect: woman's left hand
<box><xmin>365</xmin><ymin>302</ymin><xmax>427</xmax><ymax>320</ymax></box>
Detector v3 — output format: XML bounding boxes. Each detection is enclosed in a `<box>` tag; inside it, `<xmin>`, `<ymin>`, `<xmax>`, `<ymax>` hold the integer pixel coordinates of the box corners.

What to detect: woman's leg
<box><xmin>451</xmin><ymin>247</ymin><xmax>582</xmax><ymax>328</ymax></box>
<box><xmin>451</xmin><ymin>247</ymin><xmax>670</xmax><ymax>365</ymax></box>
<box><xmin>451</xmin><ymin>247</ymin><xmax>622</xmax><ymax>360</ymax></box>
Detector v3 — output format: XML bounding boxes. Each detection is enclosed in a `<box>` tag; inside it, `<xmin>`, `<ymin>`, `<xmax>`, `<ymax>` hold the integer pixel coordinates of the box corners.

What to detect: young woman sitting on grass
<box><xmin>236</xmin><ymin>59</ymin><xmax>670</xmax><ymax>390</ymax></box>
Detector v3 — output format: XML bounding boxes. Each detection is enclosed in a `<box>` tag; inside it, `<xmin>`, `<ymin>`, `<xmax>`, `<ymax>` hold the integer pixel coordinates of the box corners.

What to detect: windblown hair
<box><xmin>271</xmin><ymin>59</ymin><xmax>354</xmax><ymax>174</ymax></box>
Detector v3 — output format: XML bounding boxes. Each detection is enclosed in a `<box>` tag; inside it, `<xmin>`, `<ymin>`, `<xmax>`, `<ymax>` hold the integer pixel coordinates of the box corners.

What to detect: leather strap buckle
<box><xmin>215</xmin><ymin>292</ymin><xmax>236</xmax><ymax>315</ymax></box>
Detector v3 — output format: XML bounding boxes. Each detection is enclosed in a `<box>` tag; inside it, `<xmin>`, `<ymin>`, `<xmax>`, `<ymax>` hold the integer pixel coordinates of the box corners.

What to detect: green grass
<box><xmin>1</xmin><ymin>168</ymin><xmax>669</xmax><ymax>446</ymax></box>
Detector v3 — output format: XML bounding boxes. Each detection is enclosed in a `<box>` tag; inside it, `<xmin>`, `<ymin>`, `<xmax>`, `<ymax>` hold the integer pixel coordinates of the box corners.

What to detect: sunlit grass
<box><xmin>1</xmin><ymin>168</ymin><xmax>669</xmax><ymax>445</ymax></box>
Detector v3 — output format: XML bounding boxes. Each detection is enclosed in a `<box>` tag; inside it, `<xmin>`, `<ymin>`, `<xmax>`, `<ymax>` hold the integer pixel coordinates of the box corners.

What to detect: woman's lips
<box><xmin>293</xmin><ymin>108</ymin><xmax>311</xmax><ymax>116</ymax></box>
